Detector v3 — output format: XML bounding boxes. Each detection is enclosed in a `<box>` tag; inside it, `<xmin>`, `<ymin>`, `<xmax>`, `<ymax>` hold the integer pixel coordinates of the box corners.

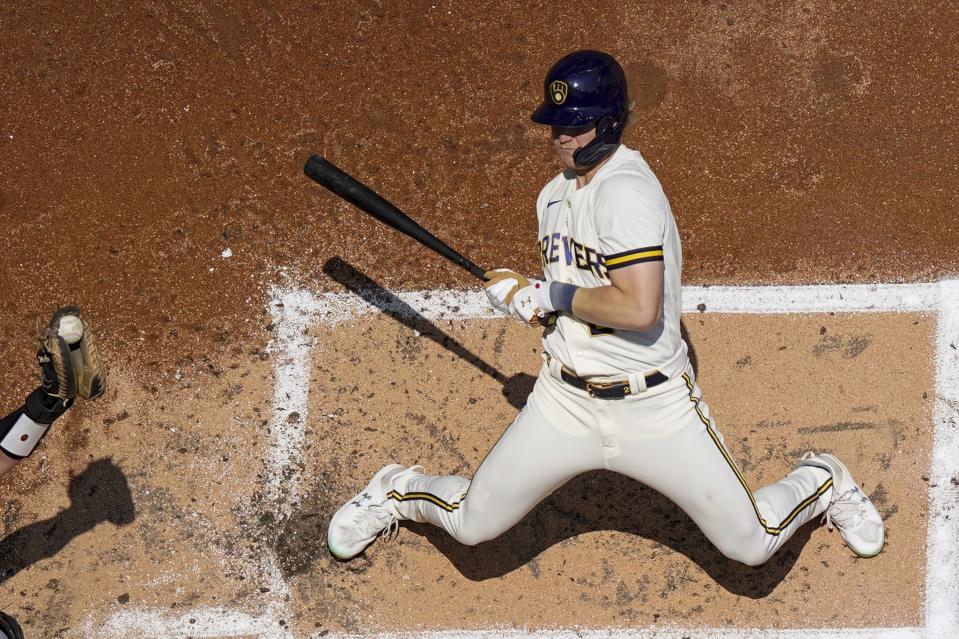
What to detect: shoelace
<box><xmin>823</xmin><ymin>487</ymin><xmax>869</xmax><ymax>532</ymax></box>
<box><xmin>351</xmin><ymin>465</ymin><xmax>424</xmax><ymax>544</ymax></box>
<box><xmin>354</xmin><ymin>503</ymin><xmax>399</xmax><ymax>540</ymax></box>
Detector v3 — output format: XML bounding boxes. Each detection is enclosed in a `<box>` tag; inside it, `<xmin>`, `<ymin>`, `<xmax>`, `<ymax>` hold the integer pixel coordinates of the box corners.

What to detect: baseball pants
<box><xmin>388</xmin><ymin>362</ymin><xmax>833</xmax><ymax>566</ymax></box>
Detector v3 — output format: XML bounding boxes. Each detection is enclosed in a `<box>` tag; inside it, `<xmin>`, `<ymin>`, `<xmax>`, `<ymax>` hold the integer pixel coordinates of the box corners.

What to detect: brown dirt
<box><xmin>0</xmin><ymin>1</ymin><xmax>953</xmax><ymax>636</ymax></box>
<box><xmin>1</xmin><ymin>353</ymin><xmax>278</xmax><ymax>636</ymax></box>
<box><xmin>0</xmin><ymin>1</ymin><xmax>956</xmax><ymax>387</ymax></box>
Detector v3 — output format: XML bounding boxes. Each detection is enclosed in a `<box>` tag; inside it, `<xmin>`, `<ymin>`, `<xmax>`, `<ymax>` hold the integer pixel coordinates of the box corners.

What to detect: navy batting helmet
<box><xmin>531</xmin><ymin>50</ymin><xmax>629</xmax><ymax>168</ymax></box>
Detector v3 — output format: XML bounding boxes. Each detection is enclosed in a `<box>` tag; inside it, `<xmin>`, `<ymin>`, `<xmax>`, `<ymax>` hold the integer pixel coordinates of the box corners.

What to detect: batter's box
<box><xmin>95</xmin><ymin>280</ymin><xmax>959</xmax><ymax>639</ymax></box>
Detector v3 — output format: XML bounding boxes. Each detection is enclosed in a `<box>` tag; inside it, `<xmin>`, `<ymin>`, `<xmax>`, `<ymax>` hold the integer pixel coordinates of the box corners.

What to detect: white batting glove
<box><xmin>508</xmin><ymin>279</ymin><xmax>555</xmax><ymax>324</ymax></box>
<box><xmin>483</xmin><ymin>269</ymin><xmax>530</xmax><ymax>316</ymax></box>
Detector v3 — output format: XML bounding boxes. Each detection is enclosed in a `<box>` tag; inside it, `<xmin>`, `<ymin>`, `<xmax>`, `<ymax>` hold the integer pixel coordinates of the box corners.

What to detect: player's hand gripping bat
<box><xmin>303</xmin><ymin>155</ymin><xmax>556</xmax><ymax>325</ymax></box>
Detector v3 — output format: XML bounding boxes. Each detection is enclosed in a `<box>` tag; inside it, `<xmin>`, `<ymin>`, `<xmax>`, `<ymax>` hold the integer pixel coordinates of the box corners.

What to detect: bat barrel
<box><xmin>304</xmin><ymin>156</ymin><xmax>487</xmax><ymax>280</ymax></box>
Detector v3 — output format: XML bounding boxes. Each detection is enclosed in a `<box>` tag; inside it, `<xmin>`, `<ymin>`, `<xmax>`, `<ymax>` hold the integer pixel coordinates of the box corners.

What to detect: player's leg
<box><xmin>680</xmin><ymin>371</ymin><xmax>883</xmax><ymax>559</ymax></box>
<box><xmin>327</xmin><ymin>371</ymin><xmax>604</xmax><ymax>558</ymax></box>
<box><xmin>389</xmin><ymin>373</ymin><xmax>605</xmax><ymax>545</ymax></box>
<box><xmin>607</xmin><ymin>369</ymin><xmax>836</xmax><ymax>566</ymax></box>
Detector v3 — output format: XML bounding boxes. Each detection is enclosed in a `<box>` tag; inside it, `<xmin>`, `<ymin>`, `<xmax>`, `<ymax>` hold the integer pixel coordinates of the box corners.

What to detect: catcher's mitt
<box><xmin>37</xmin><ymin>306</ymin><xmax>106</xmax><ymax>401</ymax></box>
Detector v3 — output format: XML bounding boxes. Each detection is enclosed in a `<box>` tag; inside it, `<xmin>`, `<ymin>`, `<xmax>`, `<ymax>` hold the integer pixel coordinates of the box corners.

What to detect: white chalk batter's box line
<box><xmin>90</xmin><ymin>281</ymin><xmax>958</xmax><ymax>639</ymax></box>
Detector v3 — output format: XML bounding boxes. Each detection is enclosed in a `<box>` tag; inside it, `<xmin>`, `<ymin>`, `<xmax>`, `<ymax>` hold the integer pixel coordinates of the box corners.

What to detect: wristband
<box><xmin>24</xmin><ymin>387</ymin><xmax>72</xmax><ymax>424</ymax></box>
<box><xmin>549</xmin><ymin>282</ymin><xmax>580</xmax><ymax>313</ymax></box>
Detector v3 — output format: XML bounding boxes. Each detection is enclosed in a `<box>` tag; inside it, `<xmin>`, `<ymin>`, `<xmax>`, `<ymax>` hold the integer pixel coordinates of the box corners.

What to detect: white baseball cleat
<box><xmin>327</xmin><ymin>463</ymin><xmax>416</xmax><ymax>560</ymax></box>
<box><xmin>799</xmin><ymin>452</ymin><xmax>885</xmax><ymax>558</ymax></box>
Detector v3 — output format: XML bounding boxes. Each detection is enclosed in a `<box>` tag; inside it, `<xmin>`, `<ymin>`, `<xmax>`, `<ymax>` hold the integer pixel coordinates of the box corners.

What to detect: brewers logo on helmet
<box><xmin>550</xmin><ymin>80</ymin><xmax>568</xmax><ymax>104</ymax></box>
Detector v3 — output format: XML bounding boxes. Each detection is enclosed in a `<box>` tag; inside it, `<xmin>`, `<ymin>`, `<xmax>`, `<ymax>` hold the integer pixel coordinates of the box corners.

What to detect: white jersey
<box><xmin>536</xmin><ymin>144</ymin><xmax>686</xmax><ymax>378</ymax></box>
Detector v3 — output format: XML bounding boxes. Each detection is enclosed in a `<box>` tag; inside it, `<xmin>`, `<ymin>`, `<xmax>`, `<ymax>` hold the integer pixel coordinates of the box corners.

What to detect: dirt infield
<box><xmin>0</xmin><ymin>297</ymin><xmax>937</xmax><ymax>637</ymax></box>
<box><xmin>0</xmin><ymin>1</ymin><xmax>956</xmax><ymax>637</ymax></box>
<box><xmin>1</xmin><ymin>1</ymin><xmax>956</xmax><ymax>375</ymax></box>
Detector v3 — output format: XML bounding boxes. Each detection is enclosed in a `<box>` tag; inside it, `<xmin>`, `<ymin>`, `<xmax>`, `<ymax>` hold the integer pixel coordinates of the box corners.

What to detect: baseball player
<box><xmin>0</xmin><ymin>307</ymin><xmax>105</xmax><ymax>638</ymax></box>
<box><xmin>327</xmin><ymin>50</ymin><xmax>884</xmax><ymax>567</ymax></box>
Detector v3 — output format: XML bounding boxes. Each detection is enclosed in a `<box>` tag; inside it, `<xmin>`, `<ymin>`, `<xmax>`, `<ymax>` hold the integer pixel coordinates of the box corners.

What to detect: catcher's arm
<box><xmin>0</xmin><ymin>307</ymin><xmax>105</xmax><ymax>478</ymax></box>
<box><xmin>0</xmin><ymin>448</ymin><xmax>16</xmax><ymax>476</ymax></box>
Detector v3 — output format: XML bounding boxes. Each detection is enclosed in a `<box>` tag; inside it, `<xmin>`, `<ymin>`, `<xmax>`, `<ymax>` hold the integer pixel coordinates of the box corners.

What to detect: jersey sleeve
<box><xmin>593</xmin><ymin>176</ymin><xmax>666</xmax><ymax>272</ymax></box>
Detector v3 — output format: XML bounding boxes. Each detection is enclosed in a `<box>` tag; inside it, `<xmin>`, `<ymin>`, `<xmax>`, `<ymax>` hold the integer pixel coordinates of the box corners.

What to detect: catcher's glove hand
<box><xmin>37</xmin><ymin>306</ymin><xmax>106</xmax><ymax>401</ymax></box>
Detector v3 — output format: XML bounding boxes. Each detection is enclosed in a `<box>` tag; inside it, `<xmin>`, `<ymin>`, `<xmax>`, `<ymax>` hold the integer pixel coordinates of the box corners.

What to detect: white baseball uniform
<box><xmin>388</xmin><ymin>144</ymin><xmax>834</xmax><ymax>565</ymax></box>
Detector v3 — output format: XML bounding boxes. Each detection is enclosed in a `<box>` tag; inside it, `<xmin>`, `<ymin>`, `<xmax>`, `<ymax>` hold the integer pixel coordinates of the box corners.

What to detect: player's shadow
<box><xmin>0</xmin><ymin>458</ymin><xmax>136</xmax><ymax>584</ymax></box>
<box><xmin>406</xmin><ymin>469</ymin><xmax>812</xmax><ymax>598</ymax></box>
<box><xmin>322</xmin><ymin>257</ymin><xmax>534</xmax><ymax>410</ymax></box>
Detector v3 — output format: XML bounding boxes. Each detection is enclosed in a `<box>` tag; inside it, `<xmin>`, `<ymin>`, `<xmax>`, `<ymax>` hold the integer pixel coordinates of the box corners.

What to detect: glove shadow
<box><xmin>0</xmin><ymin>458</ymin><xmax>135</xmax><ymax>584</ymax></box>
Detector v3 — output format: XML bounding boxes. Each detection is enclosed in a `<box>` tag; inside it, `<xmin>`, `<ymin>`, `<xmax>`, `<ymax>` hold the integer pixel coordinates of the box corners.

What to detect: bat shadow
<box><xmin>405</xmin><ymin>469</ymin><xmax>813</xmax><ymax>599</ymax></box>
<box><xmin>0</xmin><ymin>458</ymin><xmax>136</xmax><ymax>584</ymax></box>
<box><xmin>322</xmin><ymin>257</ymin><xmax>534</xmax><ymax>410</ymax></box>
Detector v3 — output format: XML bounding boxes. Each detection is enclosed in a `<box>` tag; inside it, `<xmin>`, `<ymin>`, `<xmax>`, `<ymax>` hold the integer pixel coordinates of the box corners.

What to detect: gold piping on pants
<box><xmin>682</xmin><ymin>373</ymin><xmax>832</xmax><ymax>536</ymax></box>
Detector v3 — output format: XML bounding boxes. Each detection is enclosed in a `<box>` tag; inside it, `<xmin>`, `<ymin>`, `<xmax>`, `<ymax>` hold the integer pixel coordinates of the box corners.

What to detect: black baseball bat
<box><xmin>303</xmin><ymin>155</ymin><xmax>487</xmax><ymax>281</ymax></box>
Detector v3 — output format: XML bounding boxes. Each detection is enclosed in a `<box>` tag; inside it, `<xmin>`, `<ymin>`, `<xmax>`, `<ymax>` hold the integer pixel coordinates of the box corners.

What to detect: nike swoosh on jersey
<box><xmin>546</xmin><ymin>199</ymin><xmax>563</xmax><ymax>208</ymax></box>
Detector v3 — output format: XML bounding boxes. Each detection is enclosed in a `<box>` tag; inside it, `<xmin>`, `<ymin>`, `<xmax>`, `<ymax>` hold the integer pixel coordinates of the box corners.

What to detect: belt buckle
<box><xmin>586</xmin><ymin>380</ymin><xmax>631</xmax><ymax>398</ymax></box>
<box><xmin>586</xmin><ymin>381</ymin><xmax>610</xmax><ymax>398</ymax></box>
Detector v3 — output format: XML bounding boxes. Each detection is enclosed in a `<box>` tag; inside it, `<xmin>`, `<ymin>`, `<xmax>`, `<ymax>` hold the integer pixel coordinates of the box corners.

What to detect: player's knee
<box><xmin>452</xmin><ymin>512</ymin><xmax>501</xmax><ymax>546</ymax></box>
<box><xmin>452</xmin><ymin>526</ymin><xmax>497</xmax><ymax>547</ymax></box>
<box><xmin>451</xmin><ymin>500</ymin><xmax>504</xmax><ymax>546</ymax></box>
<box><xmin>710</xmin><ymin>532</ymin><xmax>770</xmax><ymax>566</ymax></box>
<box><xmin>720</xmin><ymin>542</ymin><xmax>770</xmax><ymax>567</ymax></box>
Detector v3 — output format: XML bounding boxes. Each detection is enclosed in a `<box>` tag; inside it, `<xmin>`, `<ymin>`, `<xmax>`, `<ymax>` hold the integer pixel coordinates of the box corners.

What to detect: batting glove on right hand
<box><xmin>509</xmin><ymin>280</ymin><xmax>555</xmax><ymax>325</ymax></box>
<box><xmin>483</xmin><ymin>269</ymin><xmax>530</xmax><ymax>316</ymax></box>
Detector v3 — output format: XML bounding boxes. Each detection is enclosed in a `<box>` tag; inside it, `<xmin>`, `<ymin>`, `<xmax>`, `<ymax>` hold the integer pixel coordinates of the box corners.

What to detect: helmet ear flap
<box><xmin>594</xmin><ymin>115</ymin><xmax>614</xmax><ymax>138</ymax></box>
<box><xmin>572</xmin><ymin>112</ymin><xmax>624</xmax><ymax>169</ymax></box>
